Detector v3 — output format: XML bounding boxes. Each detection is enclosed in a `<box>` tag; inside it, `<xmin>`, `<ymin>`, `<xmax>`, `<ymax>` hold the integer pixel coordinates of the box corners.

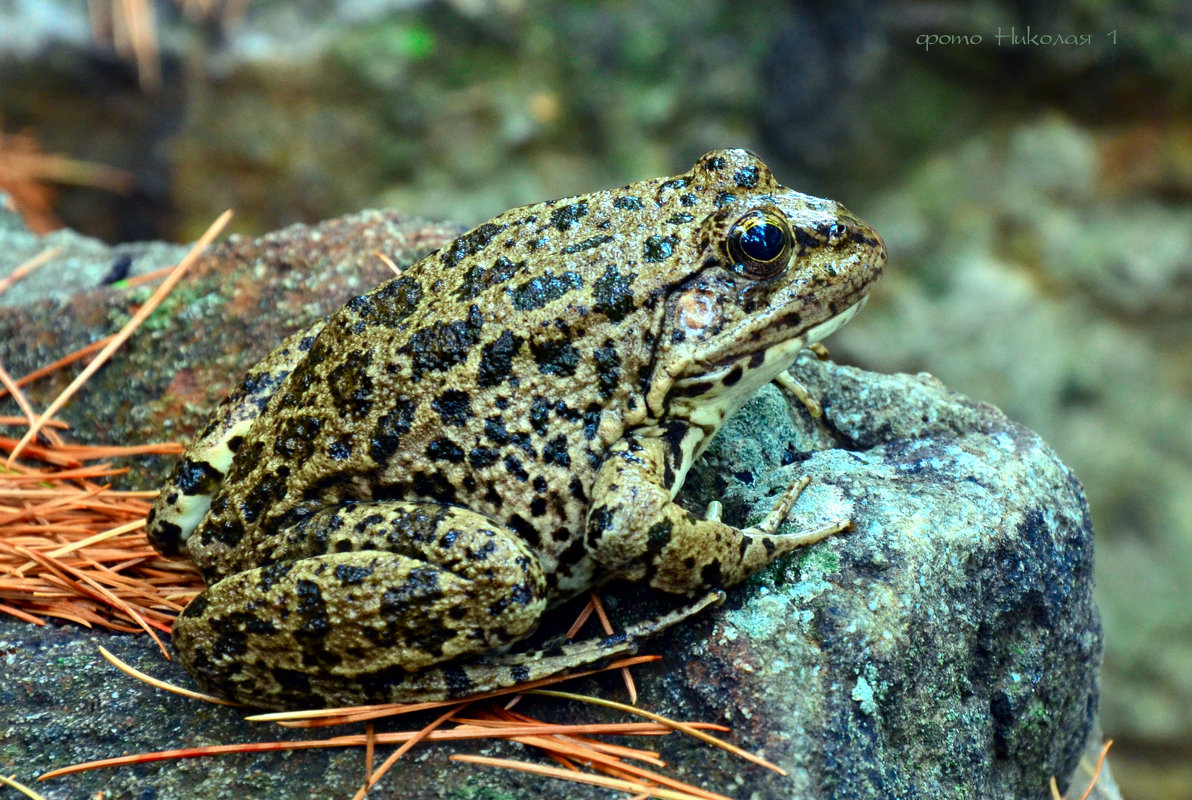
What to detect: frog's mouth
<box><xmin>665</xmin><ymin>296</ymin><xmax>867</xmax><ymax>423</ymax></box>
<box><xmin>705</xmin><ymin>295</ymin><xmax>867</xmax><ymax>374</ymax></box>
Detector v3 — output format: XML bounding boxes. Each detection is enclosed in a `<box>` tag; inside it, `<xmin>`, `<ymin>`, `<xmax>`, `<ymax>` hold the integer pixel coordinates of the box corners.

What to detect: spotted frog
<box><xmin>147</xmin><ymin>149</ymin><xmax>886</xmax><ymax>709</ymax></box>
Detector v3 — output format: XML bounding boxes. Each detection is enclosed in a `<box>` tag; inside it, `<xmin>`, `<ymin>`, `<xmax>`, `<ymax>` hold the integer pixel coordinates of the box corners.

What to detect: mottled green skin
<box><xmin>147</xmin><ymin>149</ymin><xmax>885</xmax><ymax>709</ymax></box>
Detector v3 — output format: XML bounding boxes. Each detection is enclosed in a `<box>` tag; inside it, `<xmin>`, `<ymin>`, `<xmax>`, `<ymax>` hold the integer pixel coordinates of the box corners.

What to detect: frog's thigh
<box><xmin>149</xmin><ymin>324</ymin><xmax>328</xmax><ymax>555</ymax></box>
<box><xmin>173</xmin><ymin>504</ymin><xmax>547</xmax><ymax>704</ymax></box>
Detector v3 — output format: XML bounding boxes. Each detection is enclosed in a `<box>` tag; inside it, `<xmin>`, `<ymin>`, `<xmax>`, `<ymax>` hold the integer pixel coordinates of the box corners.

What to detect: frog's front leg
<box><xmin>172</xmin><ymin>501</ymin><xmax>549</xmax><ymax>709</ymax></box>
<box><xmin>586</xmin><ymin>433</ymin><xmax>848</xmax><ymax>593</ymax></box>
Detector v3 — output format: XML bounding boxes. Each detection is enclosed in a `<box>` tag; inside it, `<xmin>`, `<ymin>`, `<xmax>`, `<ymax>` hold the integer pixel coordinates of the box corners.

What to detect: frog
<box><xmin>146</xmin><ymin>148</ymin><xmax>886</xmax><ymax>710</ymax></box>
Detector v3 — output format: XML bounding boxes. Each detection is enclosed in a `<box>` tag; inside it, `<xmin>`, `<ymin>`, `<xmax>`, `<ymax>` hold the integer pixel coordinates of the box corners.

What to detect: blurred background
<box><xmin>1</xmin><ymin>1</ymin><xmax>1189</xmax><ymax>796</ymax></box>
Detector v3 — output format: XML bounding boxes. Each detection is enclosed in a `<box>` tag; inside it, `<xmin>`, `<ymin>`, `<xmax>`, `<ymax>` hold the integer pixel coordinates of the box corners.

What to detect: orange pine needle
<box><xmin>0</xmin><ymin>336</ymin><xmax>116</xmax><ymax>400</ymax></box>
<box><xmin>374</xmin><ymin>251</ymin><xmax>402</xmax><ymax>276</ymax></box>
<box><xmin>0</xmin><ymin>362</ymin><xmax>38</xmax><ymax>429</ymax></box>
<box><xmin>451</xmin><ymin>754</ymin><xmax>711</xmax><ymax>800</ymax></box>
<box><xmin>533</xmin><ymin>689</ymin><xmax>786</xmax><ymax>777</ymax></box>
<box><xmin>0</xmin><ymin>246</ymin><xmax>59</xmax><ymax>296</ymax></box>
<box><xmin>589</xmin><ymin>591</ymin><xmax>637</xmax><ymax>703</ymax></box>
<box><xmin>353</xmin><ymin>703</ymin><xmax>466</xmax><ymax>800</ymax></box>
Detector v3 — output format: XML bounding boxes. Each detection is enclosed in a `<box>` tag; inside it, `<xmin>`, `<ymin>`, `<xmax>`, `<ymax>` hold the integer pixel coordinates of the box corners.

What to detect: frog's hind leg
<box><xmin>147</xmin><ymin>322</ymin><xmax>328</xmax><ymax>555</ymax></box>
<box><xmin>171</xmin><ymin>500</ymin><xmax>551</xmax><ymax>709</ymax></box>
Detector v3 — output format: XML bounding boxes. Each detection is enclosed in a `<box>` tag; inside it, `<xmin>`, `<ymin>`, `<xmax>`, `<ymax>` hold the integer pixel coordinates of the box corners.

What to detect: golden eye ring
<box><xmin>726</xmin><ymin>210</ymin><xmax>791</xmax><ymax>279</ymax></box>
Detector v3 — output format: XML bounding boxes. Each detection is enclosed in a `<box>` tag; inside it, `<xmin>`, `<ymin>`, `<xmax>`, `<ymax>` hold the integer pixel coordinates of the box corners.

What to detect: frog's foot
<box><xmin>708</xmin><ymin>475</ymin><xmax>849</xmax><ymax>557</ymax></box>
<box><xmin>743</xmin><ymin>473</ymin><xmax>852</xmax><ymax>544</ymax></box>
<box><xmin>462</xmin><ymin>589</ymin><xmax>727</xmax><ymax>690</ymax></box>
<box><xmin>772</xmin><ymin>370</ymin><xmax>822</xmax><ymax>418</ymax></box>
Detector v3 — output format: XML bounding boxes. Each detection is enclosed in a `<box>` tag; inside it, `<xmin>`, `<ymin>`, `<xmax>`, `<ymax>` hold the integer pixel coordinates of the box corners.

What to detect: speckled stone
<box><xmin>672</xmin><ymin>352</ymin><xmax>1108</xmax><ymax>798</ymax></box>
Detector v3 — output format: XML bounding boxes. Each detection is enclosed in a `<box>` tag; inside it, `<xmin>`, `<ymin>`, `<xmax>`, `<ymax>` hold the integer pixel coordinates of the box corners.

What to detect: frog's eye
<box><xmin>726</xmin><ymin>210</ymin><xmax>792</xmax><ymax>279</ymax></box>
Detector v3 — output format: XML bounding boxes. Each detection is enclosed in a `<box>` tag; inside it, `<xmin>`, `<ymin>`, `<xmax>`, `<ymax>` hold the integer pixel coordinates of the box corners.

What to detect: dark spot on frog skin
<box><xmin>549</xmin><ymin>201</ymin><xmax>588</xmax><ymax>231</ymax></box>
<box><xmin>723</xmin><ymin>365</ymin><xmax>743</xmax><ymax>386</ymax></box>
<box><xmin>443</xmin><ymin>666</ymin><xmax>474</xmax><ymax>697</ymax></box>
<box><xmin>529</xmin><ymin>396</ymin><xmax>551</xmax><ymax>435</ymax></box>
<box><xmin>508</xmin><ymin>269</ymin><xmax>584</xmax><ymax>311</ymax></box>
<box><xmin>510</xmin><ymin>432</ymin><xmax>534</xmax><ymax>456</ymax></box>
<box><xmin>700</xmin><ymin>561</ymin><xmax>723</xmax><ymax>587</ymax></box>
<box><xmin>380</xmin><ymin>567</ymin><xmax>443</xmax><ymax>616</ymax></box>
<box><xmin>733</xmin><ymin>166</ymin><xmax>759</xmax><ymax>189</ymax></box>
<box><xmin>432</xmin><ymin>389</ymin><xmax>473</xmax><ymax>426</ymax></box>
<box><xmin>679</xmin><ymin>194</ymin><xmax>697</xmax><ymax>207</ymax></box>
<box><xmin>238</xmin><ymin>468</ymin><xmax>289</xmax><ymax>526</ymax></box>
<box><xmin>468</xmin><ymin>539</ymin><xmax>498</xmax><ymax>561</ymax></box>
<box><xmin>483</xmin><ymin>416</ymin><xmax>510</xmax><ymax>445</ymax></box>
<box><xmin>658</xmin><ymin>178</ymin><xmax>688</xmax><ymax>196</ymax></box>
<box><xmin>226</xmin><ymin>435</ymin><xmax>244</xmax><ymax>454</ymax></box>
<box><xmin>294</xmin><ymin>578</ymin><xmax>331</xmax><ymax>640</ymax></box>
<box><xmin>585</xmin><ymin>505</ymin><xmax>613</xmax><ymax>549</ymax></box>
<box><xmin>714</xmin><ymin>191</ymin><xmax>736</xmax><ymax>208</ymax></box>
<box><xmin>592</xmin><ymin>342</ymin><xmax>621</xmax><ymax>399</ymax></box>
<box><xmin>273</xmin><ymin>415</ymin><xmax>323</xmax><ymax>461</ymax></box>
<box><xmin>511</xmin><ymin>665</ymin><xmax>531</xmax><ymax>683</ymax></box>
<box><xmin>667</xmin><ymin>212</ymin><xmax>694</xmax><ymax>224</ymax></box>
<box><xmin>477</xmin><ymin>329</ymin><xmax>524</xmax><ymax>388</ymax></box>
<box><xmin>613</xmin><ymin>195</ymin><xmax>643</xmax><ymax>210</ymax></box>
<box><xmin>541</xmin><ymin>435</ymin><xmax>571</xmax><ymax>467</ymax></box>
<box><xmin>335</xmin><ymin>564</ymin><xmax>373</xmax><ymax>585</ymax></box>
<box><xmin>644</xmin><ymin>236</ymin><xmax>679</xmax><ymax>263</ymax></box>
<box><xmin>507</xmin><ymin>514</ymin><xmax>540</xmax><ymax>548</ymax></box>
<box><xmin>253</xmin><ymin>562</ymin><xmax>291</xmax><ymax>593</ymax></box>
<box><xmin>592</xmin><ymin>265</ymin><xmax>636</xmax><ymax>322</ymax></box>
<box><xmin>704</xmin><ymin>155</ymin><xmax>727</xmax><ymax>171</ymax></box>
<box><xmin>563</xmin><ymin>235</ymin><xmax>613</xmax><ymax>254</ymax></box>
<box><xmin>568</xmin><ymin>477</ymin><xmax>588</xmax><ymax>503</ymax></box>
<box><xmin>582</xmin><ymin>404</ymin><xmax>602</xmax><ymax>441</ymax></box>
<box><xmin>148</xmin><ymin>516</ymin><xmax>184</xmax><ymax>555</ymax></box>
<box><xmin>326</xmin><ymin>350</ymin><xmax>374</xmax><ymax>420</ymax></box>
<box><xmin>425</xmin><ymin>438</ymin><xmax>465</xmax><ymax>466</ymax></box>
<box><xmin>646</xmin><ymin>519</ymin><xmax>673</xmax><ymax>555</ymax></box>
<box><xmin>456</xmin><ymin>256</ymin><xmax>522</xmax><ymax>300</ymax></box>
<box><xmin>531</xmin><ymin>337</ymin><xmax>579</xmax><ymax>377</ymax></box>
<box><xmin>530</xmin><ymin>496</ymin><xmax>547</xmax><ymax>517</ymax></box>
<box><xmin>468</xmin><ymin>446</ymin><xmax>500</xmax><ymax>468</ymax></box>
<box><xmin>504</xmin><ymin>455</ymin><xmax>529</xmax><ymax>482</ymax></box>
<box><xmin>173</xmin><ymin>458</ymin><xmax>224</xmax><ymax>497</ymax></box>
<box><xmin>369</xmin><ymin>396</ymin><xmax>416</xmax><ymax>464</ymax></box>
<box><xmin>328</xmin><ymin>438</ymin><xmax>352</xmax><ymax>461</ymax></box>
<box><xmin>532</xmin><ymin>475</ymin><xmax>548</xmax><ymax>493</ymax></box>
<box><xmin>441</xmin><ymin>222</ymin><xmax>508</xmax><ymax>268</ymax></box>
<box><xmin>346</xmin><ymin>275</ymin><xmax>423</xmax><ymax>327</ymax></box>
<box><xmin>404</xmin><ymin>305</ymin><xmax>484</xmax><ymax>379</ymax></box>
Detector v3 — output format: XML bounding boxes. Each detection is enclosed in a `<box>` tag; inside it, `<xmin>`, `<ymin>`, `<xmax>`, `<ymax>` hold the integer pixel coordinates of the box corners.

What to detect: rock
<box><xmin>0</xmin><ymin>218</ymin><xmax>1109</xmax><ymax>798</ymax></box>
<box><xmin>667</xmin><ymin>353</ymin><xmax>1107</xmax><ymax>798</ymax></box>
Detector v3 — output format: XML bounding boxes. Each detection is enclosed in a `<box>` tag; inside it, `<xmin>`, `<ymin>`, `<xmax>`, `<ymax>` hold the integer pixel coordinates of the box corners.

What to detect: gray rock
<box><xmin>668</xmin><ymin>354</ymin><xmax>1108</xmax><ymax>798</ymax></box>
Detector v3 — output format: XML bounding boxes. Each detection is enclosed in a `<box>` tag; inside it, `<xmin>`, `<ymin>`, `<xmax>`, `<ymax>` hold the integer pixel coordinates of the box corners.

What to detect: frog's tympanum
<box><xmin>148</xmin><ymin>149</ymin><xmax>886</xmax><ymax>709</ymax></box>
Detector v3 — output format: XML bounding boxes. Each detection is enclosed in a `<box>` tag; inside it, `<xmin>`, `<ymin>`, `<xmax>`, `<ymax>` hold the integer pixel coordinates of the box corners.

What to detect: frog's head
<box><xmin>645</xmin><ymin>149</ymin><xmax>886</xmax><ymax>435</ymax></box>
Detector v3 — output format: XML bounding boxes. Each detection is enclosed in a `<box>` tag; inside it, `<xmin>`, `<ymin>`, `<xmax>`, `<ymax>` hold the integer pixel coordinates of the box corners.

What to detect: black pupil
<box><xmin>739</xmin><ymin>221</ymin><xmax>785</xmax><ymax>262</ymax></box>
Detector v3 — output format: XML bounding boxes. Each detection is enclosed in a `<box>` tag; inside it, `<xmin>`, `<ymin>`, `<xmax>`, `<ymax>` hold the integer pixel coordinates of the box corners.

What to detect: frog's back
<box><xmin>168</xmin><ymin>151</ymin><xmax>779</xmax><ymax>595</ymax></box>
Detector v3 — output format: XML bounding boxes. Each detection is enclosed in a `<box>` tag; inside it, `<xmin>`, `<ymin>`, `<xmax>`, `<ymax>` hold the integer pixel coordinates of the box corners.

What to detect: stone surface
<box><xmin>1</xmin><ymin>215</ymin><xmax>1109</xmax><ymax>797</ymax></box>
